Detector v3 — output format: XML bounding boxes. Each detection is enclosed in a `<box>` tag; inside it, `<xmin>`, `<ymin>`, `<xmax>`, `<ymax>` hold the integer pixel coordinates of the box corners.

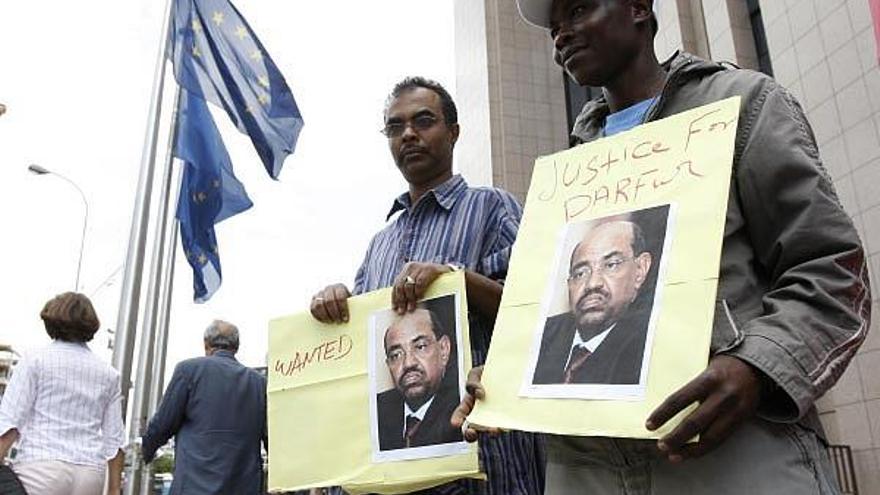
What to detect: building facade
<box><xmin>454</xmin><ymin>0</ymin><xmax>880</xmax><ymax>491</ymax></box>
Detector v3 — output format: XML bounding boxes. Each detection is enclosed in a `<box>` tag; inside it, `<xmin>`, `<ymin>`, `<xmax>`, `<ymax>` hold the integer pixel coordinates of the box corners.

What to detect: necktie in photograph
<box><xmin>405</xmin><ymin>414</ymin><xmax>422</xmax><ymax>447</ymax></box>
<box><xmin>563</xmin><ymin>344</ymin><xmax>592</xmax><ymax>384</ymax></box>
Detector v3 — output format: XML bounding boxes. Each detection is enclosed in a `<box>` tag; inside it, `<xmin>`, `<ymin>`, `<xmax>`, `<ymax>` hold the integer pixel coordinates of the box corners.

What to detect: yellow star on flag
<box><xmin>192</xmin><ymin>19</ymin><xmax>203</xmax><ymax>33</ymax></box>
<box><xmin>234</xmin><ymin>25</ymin><xmax>248</xmax><ymax>40</ymax></box>
<box><xmin>250</xmin><ymin>50</ymin><xmax>263</xmax><ymax>62</ymax></box>
<box><xmin>258</xmin><ymin>93</ymin><xmax>269</xmax><ymax>105</ymax></box>
<box><xmin>212</xmin><ymin>179</ymin><xmax>221</xmax><ymax>188</ymax></box>
<box><xmin>212</xmin><ymin>11</ymin><xmax>224</xmax><ymax>26</ymax></box>
<box><xmin>198</xmin><ymin>253</ymin><xmax>208</xmax><ymax>265</ymax></box>
<box><xmin>258</xmin><ymin>75</ymin><xmax>270</xmax><ymax>88</ymax></box>
<box><xmin>192</xmin><ymin>44</ymin><xmax>202</xmax><ymax>58</ymax></box>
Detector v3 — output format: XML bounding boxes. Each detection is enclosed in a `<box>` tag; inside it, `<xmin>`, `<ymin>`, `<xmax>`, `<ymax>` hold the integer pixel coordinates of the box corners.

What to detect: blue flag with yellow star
<box><xmin>168</xmin><ymin>0</ymin><xmax>302</xmax><ymax>301</ymax></box>
<box><xmin>175</xmin><ymin>91</ymin><xmax>253</xmax><ymax>302</ymax></box>
<box><xmin>169</xmin><ymin>0</ymin><xmax>303</xmax><ymax>179</ymax></box>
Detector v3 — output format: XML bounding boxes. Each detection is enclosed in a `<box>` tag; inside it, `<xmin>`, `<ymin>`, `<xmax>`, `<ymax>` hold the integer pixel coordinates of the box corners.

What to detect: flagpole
<box><xmin>112</xmin><ymin>0</ymin><xmax>175</xmax><ymax>417</ymax></box>
<box><xmin>138</xmin><ymin>170</ymin><xmax>183</xmax><ymax>495</ymax></box>
<box><xmin>137</xmin><ymin>218</ymin><xmax>180</xmax><ymax>495</ymax></box>
<box><xmin>147</xmin><ymin>175</ymin><xmax>182</xmax><ymax>417</ymax></box>
<box><xmin>124</xmin><ymin>84</ymin><xmax>183</xmax><ymax>495</ymax></box>
<box><xmin>138</xmin><ymin>219</ymin><xmax>179</xmax><ymax>495</ymax></box>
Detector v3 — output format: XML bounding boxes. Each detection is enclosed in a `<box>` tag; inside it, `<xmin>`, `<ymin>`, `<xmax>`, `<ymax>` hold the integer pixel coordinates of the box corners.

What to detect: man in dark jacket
<box><xmin>378</xmin><ymin>308</ymin><xmax>463</xmax><ymax>451</ymax></box>
<box><xmin>142</xmin><ymin>320</ymin><xmax>267</xmax><ymax>495</ymax></box>
<box><xmin>455</xmin><ymin>0</ymin><xmax>871</xmax><ymax>493</ymax></box>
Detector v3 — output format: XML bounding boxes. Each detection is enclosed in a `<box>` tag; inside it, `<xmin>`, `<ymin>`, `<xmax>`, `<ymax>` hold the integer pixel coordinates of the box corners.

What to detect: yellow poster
<box><xmin>469</xmin><ymin>97</ymin><xmax>741</xmax><ymax>439</ymax></box>
<box><xmin>267</xmin><ymin>272</ymin><xmax>481</xmax><ymax>494</ymax></box>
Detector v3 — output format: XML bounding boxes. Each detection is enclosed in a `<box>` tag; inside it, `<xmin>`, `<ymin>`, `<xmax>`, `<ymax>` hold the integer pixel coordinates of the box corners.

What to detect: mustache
<box><xmin>400</xmin><ymin>145</ymin><xmax>428</xmax><ymax>156</ymax></box>
<box><xmin>576</xmin><ymin>288</ymin><xmax>609</xmax><ymax>307</ymax></box>
<box><xmin>398</xmin><ymin>364</ymin><xmax>425</xmax><ymax>384</ymax></box>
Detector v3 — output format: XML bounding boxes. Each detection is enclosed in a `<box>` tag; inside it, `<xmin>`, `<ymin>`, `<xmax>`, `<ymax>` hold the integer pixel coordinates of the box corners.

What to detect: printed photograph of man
<box><xmin>531</xmin><ymin>205</ymin><xmax>670</xmax><ymax>389</ymax></box>
<box><xmin>374</xmin><ymin>295</ymin><xmax>463</xmax><ymax>454</ymax></box>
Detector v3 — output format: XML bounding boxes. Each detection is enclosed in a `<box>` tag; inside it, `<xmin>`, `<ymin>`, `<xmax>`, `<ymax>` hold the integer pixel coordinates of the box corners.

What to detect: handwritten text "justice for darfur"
<box><xmin>538</xmin><ymin>108</ymin><xmax>736</xmax><ymax>221</ymax></box>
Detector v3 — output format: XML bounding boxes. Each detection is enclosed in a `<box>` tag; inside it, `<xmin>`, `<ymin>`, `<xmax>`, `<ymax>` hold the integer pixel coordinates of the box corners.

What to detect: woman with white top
<box><xmin>0</xmin><ymin>292</ymin><xmax>125</xmax><ymax>495</ymax></box>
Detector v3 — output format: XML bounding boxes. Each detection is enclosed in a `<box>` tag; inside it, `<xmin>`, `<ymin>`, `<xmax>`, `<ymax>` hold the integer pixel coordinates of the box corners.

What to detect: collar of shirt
<box><xmin>212</xmin><ymin>350</ymin><xmax>237</xmax><ymax>360</ymax></box>
<box><xmin>403</xmin><ymin>395</ymin><xmax>435</xmax><ymax>423</ymax></box>
<box><xmin>386</xmin><ymin>174</ymin><xmax>468</xmax><ymax>220</ymax></box>
<box><xmin>51</xmin><ymin>340</ymin><xmax>90</xmax><ymax>352</ymax></box>
<box><xmin>565</xmin><ymin>324</ymin><xmax>616</xmax><ymax>369</ymax></box>
<box><xmin>603</xmin><ymin>96</ymin><xmax>659</xmax><ymax>137</ymax></box>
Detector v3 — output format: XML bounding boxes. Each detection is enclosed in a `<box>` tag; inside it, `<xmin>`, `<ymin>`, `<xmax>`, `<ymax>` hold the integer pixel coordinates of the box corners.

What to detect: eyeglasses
<box><xmin>386</xmin><ymin>337</ymin><xmax>437</xmax><ymax>364</ymax></box>
<box><xmin>381</xmin><ymin>114</ymin><xmax>440</xmax><ymax>138</ymax></box>
<box><xmin>568</xmin><ymin>256</ymin><xmax>634</xmax><ymax>283</ymax></box>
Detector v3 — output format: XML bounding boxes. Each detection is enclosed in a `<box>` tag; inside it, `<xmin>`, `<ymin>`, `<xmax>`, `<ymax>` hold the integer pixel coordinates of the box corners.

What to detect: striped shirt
<box><xmin>0</xmin><ymin>340</ymin><xmax>125</xmax><ymax>466</ymax></box>
<box><xmin>349</xmin><ymin>174</ymin><xmax>545</xmax><ymax>495</ymax></box>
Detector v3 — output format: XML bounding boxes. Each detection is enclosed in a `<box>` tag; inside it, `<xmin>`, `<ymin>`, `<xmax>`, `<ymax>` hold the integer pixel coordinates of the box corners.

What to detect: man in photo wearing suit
<box><xmin>377</xmin><ymin>307</ymin><xmax>463</xmax><ymax>451</ymax></box>
<box><xmin>533</xmin><ymin>220</ymin><xmax>653</xmax><ymax>385</ymax></box>
<box><xmin>142</xmin><ymin>320</ymin><xmax>267</xmax><ymax>495</ymax></box>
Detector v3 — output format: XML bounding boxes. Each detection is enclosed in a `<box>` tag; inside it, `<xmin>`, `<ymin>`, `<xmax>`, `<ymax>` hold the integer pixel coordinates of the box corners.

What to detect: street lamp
<box><xmin>28</xmin><ymin>164</ymin><xmax>89</xmax><ymax>292</ymax></box>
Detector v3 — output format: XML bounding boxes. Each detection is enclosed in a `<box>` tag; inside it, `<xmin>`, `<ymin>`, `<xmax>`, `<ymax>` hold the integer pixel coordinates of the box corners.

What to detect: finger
<box><xmin>451</xmin><ymin>393</ymin><xmax>475</xmax><ymax>428</ymax></box>
<box><xmin>647</xmin><ymin>371</ymin><xmax>715</xmax><ymax>431</ymax></box>
<box><xmin>401</xmin><ymin>272</ymin><xmax>419</xmax><ymax>312</ymax></box>
<box><xmin>310</xmin><ymin>292</ymin><xmax>331</xmax><ymax>322</ymax></box>
<box><xmin>408</xmin><ymin>264</ymin><xmax>443</xmax><ymax>311</ymax></box>
<box><xmin>323</xmin><ymin>289</ymin><xmax>345</xmax><ymax>323</ymax></box>
<box><xmin>465</xmin><ymin>367</ymin><xmax>486</xmax><ymax>400</ymax></box>
<box><xmin>474</xmin><ymin>426</ymin><xmax>503</xmax><ymax>438</ymax></box>
<box><xmin>330</xmin><ymin>285</ymin><xmax>351</xmax><ymax>322</ymax></box>
<box><xmin>464</xmin><ymin>428</ymin><xmax>479</xmax><ymax>443</ymax></box>
<box><xmin>391</xmin><ymin>281</ymin><xmax>406</xmax><ymax>314</ymax></box>
<box><xmin>657</xmin><ymin>392</ymin><xmax>726</xmax><ymax>455</ymax></box>
<box><xmin>409</xmin><ymin>265</ymin><xmax>443</xmax><ymax>311</ymax></box>
<box><xmin>672</xmin><ymin>411</ymin><xmax>741</xmax><ymax>461</ymax></box>
<box><xmin>452</xmin><ymin>394</ymin><xmax>481</xmax><ymax>444</ymax></box>
<box><xmin>392</xmin><ymin>264</ymin><xmax>414</xmax><ymax>314</ymax></box>
<box><xmin>466</xmin><ymin>381</ymin><xmax>486</xmax><ymax>401</ymax></box>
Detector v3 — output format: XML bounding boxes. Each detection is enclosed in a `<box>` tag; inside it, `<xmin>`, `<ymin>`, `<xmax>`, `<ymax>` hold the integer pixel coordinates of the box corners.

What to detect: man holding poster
<box><xmin>455</xmin><ymin>0</ymin><xmax>871</xmax><ymax>493</ymax></box>
<box><xmin>310</xmin><ymin>77</ymin><xmax>545</xmax><ymax>494</ymax></box>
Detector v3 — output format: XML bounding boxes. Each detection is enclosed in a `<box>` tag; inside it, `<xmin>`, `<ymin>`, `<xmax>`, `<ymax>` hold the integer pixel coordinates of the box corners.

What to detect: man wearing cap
<box><xmin>454</xmin><ymin>0</ymin><xmax>871</xmax><ymax>493</ymax></box>
<box><xmin>310</xmin><ymin>76</ymin><xmax>545</xmax><ymax>494</ymax></box>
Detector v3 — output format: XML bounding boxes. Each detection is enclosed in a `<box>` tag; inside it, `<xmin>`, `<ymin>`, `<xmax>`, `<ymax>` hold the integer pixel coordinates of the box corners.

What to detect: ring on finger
<box><xmin>404</xmin><ymin>275</ymin><xmax>416</xmax><ymax>285</ymax></box>
<box><xmin>461</xmin><ymin>419</ymin><xmax>470</xmax><ymax>436</ymax></box>
<box><xmin>313</xmin><ymin>296</ymin><xmax>325</xmax><ymax>302</ymax></box>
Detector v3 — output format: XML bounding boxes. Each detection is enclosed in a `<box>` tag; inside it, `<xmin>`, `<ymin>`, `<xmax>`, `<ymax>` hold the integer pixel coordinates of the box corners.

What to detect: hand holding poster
<box><xmin>267</xmin><ymin>272</ymin><xmax>480</xmax><ymax>494</ymax></box>
<box><xmin>469</xmin><ymin>97</ymin><xmax>741</xmax><ymax>439</ymax></box>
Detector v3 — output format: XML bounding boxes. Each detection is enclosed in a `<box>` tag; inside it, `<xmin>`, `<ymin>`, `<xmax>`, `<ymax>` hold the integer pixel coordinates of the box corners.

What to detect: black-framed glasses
<box><xmin>568</xmin><ymin>256</ymin><xmax>634</xmax><ymax>283</ymax></box>
<box><xmin>381</xmin><ymin>114</ymin><xmax>440</xmax><ymax>138</ymax></box>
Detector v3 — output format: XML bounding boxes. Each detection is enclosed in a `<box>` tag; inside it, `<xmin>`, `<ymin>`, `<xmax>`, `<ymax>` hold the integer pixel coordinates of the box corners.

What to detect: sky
<box><xmin>0</xmin><ymin>1</ymin><xmax>456</xmax><ymax>385</ymax></box>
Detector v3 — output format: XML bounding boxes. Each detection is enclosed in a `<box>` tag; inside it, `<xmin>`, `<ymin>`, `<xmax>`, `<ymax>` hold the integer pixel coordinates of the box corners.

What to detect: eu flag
<box><xmin>170</xmin><ymin>0</ymin><xmax>303</xmax><ymax>179</ymax></box>
<box><xmin>169</xmin><ymin>0</ymin><xmax>303</xmax><ymax>301</ymax></box>
<box><xmin>174</xmin><ymin>91</ymin><xmax>253</xmax><ymax>302</ymax></box>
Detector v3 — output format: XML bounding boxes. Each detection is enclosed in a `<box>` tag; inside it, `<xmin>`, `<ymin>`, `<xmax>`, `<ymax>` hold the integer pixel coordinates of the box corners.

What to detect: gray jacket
<box><xmin>572</xmin><ymin>52</ymin><xmax>872</xmax><ymax>431</ymax></box>
<box><xmin>142</xmin><ymin>351</ymin><xmax>267</xmax><ymax>495</ymax></box>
